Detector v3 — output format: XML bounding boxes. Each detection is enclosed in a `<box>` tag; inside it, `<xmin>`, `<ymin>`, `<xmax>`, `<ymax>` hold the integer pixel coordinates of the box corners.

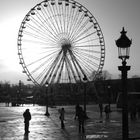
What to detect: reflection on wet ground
<box><xmin>86</xmin><ymin>134</ymin><xmax>108</xmax><ymax>139</ymax></box>
<box><xmin>0</xmin><ymin>104</ymin><xmax>140</xmax><ymax>139</ymax></box>
<box><xmin>23</xmin><ymin>133</ymin><xmax>29</xmax><ymax>140</ymax></box>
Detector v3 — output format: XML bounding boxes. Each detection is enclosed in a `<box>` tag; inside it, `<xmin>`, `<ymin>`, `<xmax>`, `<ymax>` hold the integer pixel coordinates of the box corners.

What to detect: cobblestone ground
<box><xmin>0</xmin><ymin>104</ymin><xmax>140</xmax><ymax>140</ymax></box>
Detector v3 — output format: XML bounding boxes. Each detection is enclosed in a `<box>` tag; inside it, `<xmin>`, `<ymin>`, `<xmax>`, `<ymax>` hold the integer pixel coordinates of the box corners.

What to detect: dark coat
<box><xmin>77</xmin><ymin>107</ymin><xmax>86</xmax><ymax>122</ymax></box>
<box><xmin>23</xmin><ymin>109</ymin><xmax>31</xmax><ymax>123</ymax></box>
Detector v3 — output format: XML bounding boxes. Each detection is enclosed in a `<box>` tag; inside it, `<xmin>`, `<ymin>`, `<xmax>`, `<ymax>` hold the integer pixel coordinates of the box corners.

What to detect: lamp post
<box><xmin>116</xmin><ymin>27</ymin><xmax>132</xmax><ymax>140</ymax></box>
<box><xmin>107</xmin><ymin>85</ymin><xmax>111</xmax><ymax>110</ymax></box>
<box><xmin>83</xmin><ymin>75</ymin><xmax>89</xmax><ymax>119</ymax></box>
<box><xmin>45</xmin><ymin>82</ymin><xmax>50</xmax><ymax>116</ymax></box>
<box><xmin>17</xmin><ymin>80</ymin><xmax>22</xmax><ymax>106</ymax></box>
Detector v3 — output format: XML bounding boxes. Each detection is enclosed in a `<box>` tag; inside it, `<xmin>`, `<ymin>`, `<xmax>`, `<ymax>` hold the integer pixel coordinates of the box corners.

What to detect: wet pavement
<box><xmin>0</xmin><ymin>104</ymin><xmax>140</xmax><ymax>140</ymax></box>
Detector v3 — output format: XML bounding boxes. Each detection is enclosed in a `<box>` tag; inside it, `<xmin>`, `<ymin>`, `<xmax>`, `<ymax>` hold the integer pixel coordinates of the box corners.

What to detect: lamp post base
<box><xmin>45</xmin><ymin>112</ymin><xmax>50</xmax><ymax>116</ymax></box>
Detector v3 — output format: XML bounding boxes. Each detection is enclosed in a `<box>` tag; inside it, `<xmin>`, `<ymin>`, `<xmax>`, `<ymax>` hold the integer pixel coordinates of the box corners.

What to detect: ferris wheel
<box><xmin>17</xmin><ymin>0</ymin><xmax>105</xmax><ymax>86</ymax></box>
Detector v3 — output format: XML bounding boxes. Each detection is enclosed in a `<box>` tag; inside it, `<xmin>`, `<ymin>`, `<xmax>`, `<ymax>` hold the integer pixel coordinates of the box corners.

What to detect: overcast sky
<box><xmin>0</xmin><ymin>0</ymin><xmax>140</xmax><ymax>85</ymax></box>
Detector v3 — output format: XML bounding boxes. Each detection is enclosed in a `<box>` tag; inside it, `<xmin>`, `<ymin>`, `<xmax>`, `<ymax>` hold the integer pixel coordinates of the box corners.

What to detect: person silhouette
<box><xmin>59</xmin><ymin>108</ymin><xmax>65</xmax><ymax>129</ymax></box>
<box><xmin>104</xmin><ymin>105</ymin><xmax>110</xmax><ymax>120</ymax></box>
<box><xmin>99</xmin><ymin>102</ymin><xmax>103</xmax><ymax>118</ymax></box>
<box><xmin>74</xmin><ymin>103</ymin><xmax>81</xmax><ymax>120</ymax></box>
<box><xmin>77</xmin><ymin>106</ymin><xmax>86</xmax><ymax>133</ymax></box>
<box><xmin>23</xmin><ymin>109</ymin><xmax>31</xmax><ymax>134</ymax></box>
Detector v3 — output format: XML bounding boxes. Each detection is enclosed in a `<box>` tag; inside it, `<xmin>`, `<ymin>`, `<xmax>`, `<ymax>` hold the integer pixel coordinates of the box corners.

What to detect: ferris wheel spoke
<box><xmin>72</xmin><ymin>24</ymin><xmax>94</xmax><ymax>42</ymax></box>
<box><xmin>62</xmin><ymin>1</ymin><xmax>70</xmax><ymax>34</ymax></box>
<box><xmin>46</xmin><ymin>56</ymin><xmax>63</xmax><ymax>84</ymax></box>
<box><xmin>40</xmin><ymin>50</ymin><xmax>63</xmax><ymax>84</ymax></box>
<box><xmin>68</xmin><ymin>5</ymin><xmax>81</xmax><ymax>35</ymax></box>
<box><xmin>66</xmin><ymin>5</ymin><xmax>75</xmax><ymax>38</ymax></box>
<box><xmin>65</xmin><ymin>55</ymin><xmax>78</xmax><ymax>82</ymax></box>
<box><xmin>71</xmin><ymin>17</ymin><xmax>90</xmax><ymax>41</ymax></box>
<box><xmin>71</xmin><ymin>7</ymin><xmax>81</xmax><ymax>32</ymax></box>
<box><xmin>47</xmin><ymin>3</ymin><xmax>61</xmax><ymax>34</ymax></box>
<box><xmin>63</xmin><ymin>58</ymin><xmax>73</xmax><ymax>83</ymax></box>
<box><xmin>64</xmin><ymin>2</ymin><xmax>71</xmax><ymax>35</ymax></box>
<box><xmin>25</xmin><ymin>22</ymin><xmax>57</xmax><ymax>43</ymax></box>
<box><xmin>22</xmin><ymin>39</ymin><xmax>57</xmax><ymax>49</ymax></box>
<box><xmin>45</xmin><ymin>3</ymin><xmax>60</xmax><ymax>35</ymax></box>
<box><xmin>74</xmin><ymin>44</ymin><xmax>101</xmax><ymax>48</ymax></box>
<box><xmin>72</xmin><ymin>55</ymin><xmax>93</xmax><ymax>78</ymax></box>
<box><xmin>74</xmin><ymin>47</ymin><xmax>100</xmax><ymax>63</ymax></box>
<box><xmin>30</xmin><ymin>57</ymin><xmax>50</xmax><ymax>75</ymax></box>
<box><xmin>50</xmin><ymin>54</ymin><xmax>65</xmax><ymax>83</ymax></box>
<box><xmin>74</xmin><ymin>46</ymin><xmax>101</xmax><ymax>54</ymax></box>
<box><xmin>69</xmin><ymin>50</ymin><xmax>87</xmax><ymax>79</ymax></box>
<box><xmin>51</xmin><ymin>4</ymin><xmax>62</xmax><ymax>34</ymax></box>
<box><xmin>68</xmin><ymin>52</ymin><xmax>83</xmax><ymax>81</ymax></box>
<box><xmin>62</xmin><ymin>2</ymin><xmax>66</xmax><ymax>33</ymax></box>
<box><xmin>23</xmin><ymin>30</ymin><xmax>50</xmax><ymax>43</ymax></box>
<box><xmin>60</xmin><ymin>2</ymin><xmax>65</xmax><ymax>33</ymax></box>
<box><xmin>37</xmin><ymin>60</ymin><xmax>54</xmax><ymax>85</ymax></box>
<box><xmin>74</xmin><ymin>31</ymin><xmax>97</xmax><ymax>43</ymax></box>
<box><xmin>39</xmin><ymin>6</ymin><xmax>60</xmax><ymax>39</ymax></box>
<box><xmin>29</xmin><ymin>14</ymin><xmax>58</xmax><ymax>42</ymax></box>
<box><xmin>74</xmin><ymin>49</ymin><xmax>98</xmax><ymax>76</ymax></box>
<box><xmin>26</xmin><ymin>49</ymin><xmax>59</xmax><ymax>67</ymax></box>
<box><xmin>56</xmin><ymin>4</ymin><xmax>64</xmax><ymax>34</ymax></box>
<box><xmin>74</xmin><ymin>48</ymin><xmax>101</xmax><ymax>63</ymax></box>
<box><xmin>36</xmin><ymin>5</ymin><xmax>60</xmax><ymax>37</ymax></box>
<box><xmin>65</xmin><ymin>3</ymin><xmax>71</xmax><ymax>38</ymax></box>
<box><xmin>72</xmin><ymin>56</ymin><xmax>97</xmax><ymax>79</ymax></box>
<box><xmin>73</xmin><ymin>49</ymin><xmax>100</xmax><ymax>69</ymax></box>
<box><xmin>75</xmin><ymin>38</ymin><xmax>100</xmax><ymax>45</ymax></box>
<box><xmin>67</xmin><ymin>5</ymin><xmax>79</xmax><ymax>38</ymax></box>
<box><xmin>69</xmin><ymin>10</ymin><xmax>85</xmax><ymax>40</ymax></box>
<box><xmin>35</xmin><ymin>59</ymin><xmax>54</xmax><ymax>82</ymax></box>
<box><xmin>66</xmin><ymin>56</ymin><xmax>78</xmax><ymax>83</ymax></box>
<box><xmin>67</xmin><ymin>5</ymin><xmax>78</xmax><ymax>37</ymax></box>
<box><xmin>55</xmin><ymin>57</ymin><xmax>65</xmax><ymax>83</ymax></box>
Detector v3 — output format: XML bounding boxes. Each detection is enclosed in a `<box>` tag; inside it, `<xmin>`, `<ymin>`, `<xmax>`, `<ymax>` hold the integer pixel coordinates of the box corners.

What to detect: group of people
<box><xmin>58</xmin><ymin>104</ymin><xmax>86</xmax><ymax>133</ymax></box>
<box><xmin>23</xmin><ymin>105</ymin><xmax>87</xmax><ymax>135</ymax></box>
<box><xmin>23</xmin><ymin>103</ymin><xmax>112</xmax><ymax>135</ymax></box>
<box><xmin>129</xmin><ymin>102</ymin><xmax>140</xmax><ymax>121</ymax></box>
<box><xmin>22</xmin><ymin>102</ymin><xmax>140</xmax><ymax>135</ymax></box>
<box><xmin>74</xmin><ymin>104</ymin><xmax>87</xmax><ymax>133</ymax></box>
<box><xmin>99</xmin><ymin>103</ymin><xmax>111</xmax><ymax>120</ymax></box>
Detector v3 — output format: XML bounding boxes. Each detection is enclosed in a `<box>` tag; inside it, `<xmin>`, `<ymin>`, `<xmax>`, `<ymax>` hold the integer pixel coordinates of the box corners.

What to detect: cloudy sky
<box><xmin>0</xmin><ymin>0</ymin><xmax>140</xmax><ymax>85</ymax></box>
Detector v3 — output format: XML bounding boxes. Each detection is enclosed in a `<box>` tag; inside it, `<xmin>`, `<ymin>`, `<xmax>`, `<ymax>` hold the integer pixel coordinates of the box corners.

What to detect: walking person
<box><xmin>59</xmin><ymin>108</ymin><xmax>65</xmax><ymax>129</ymax></box>
<box><xmin>77</xmin><ymin>106</ymin><xmax>86</xmax><ymax>134</ymax></box>
<box><xmin>130</xmin><ymin>103</ymin><xmax>137</xmax><ymax>121</ymax></box>
<box><xmin>23</xmin><ymin>109</ymin><xmax>31</xmax><ymax>134</ymax></box>
<box><xmin>137</xmin><ymin>103</ymin><xmax>140</xmax><ymax>119</ymax></box>
<box><xmin>74</xmin><ymin>103</ymin><xmax>81</xmax><ymax>120</ymax></box>
<box><xmin>104</xmin><ymin>105</ymin><xmax>110</xmax><ymax>120</ymax></box>
<box><xmin>99</xmin><ymin>102</ymin><xmax>103</xmax><ymax>118</ymax></box>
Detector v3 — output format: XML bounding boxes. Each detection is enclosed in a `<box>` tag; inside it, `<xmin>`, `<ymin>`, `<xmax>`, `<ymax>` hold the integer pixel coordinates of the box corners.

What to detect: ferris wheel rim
<box><xmin>17</xmin><ymin>0</ymin><xmax>105</xmax><ymax>86</ymax></box>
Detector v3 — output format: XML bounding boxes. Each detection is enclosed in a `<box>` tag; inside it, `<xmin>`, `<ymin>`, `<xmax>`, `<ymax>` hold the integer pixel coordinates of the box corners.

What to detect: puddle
<box><xmin>97</xmin><ymin>131</ymin><xmax>109</xmax><ymax>134</ymax></box>
<box><xmin>69</xmin><ymin>125</ymin><xmax>76</xmax><ymax>128</ymax></box>
<box><xmin>86</xmin><ymin>134</ymin><xmax>108</xmax><ymax>139</ymax></box>
<box><xmin>110</xmin><ymin>120</ymin><xmax>118</xmax><ymax>123</ymax></box>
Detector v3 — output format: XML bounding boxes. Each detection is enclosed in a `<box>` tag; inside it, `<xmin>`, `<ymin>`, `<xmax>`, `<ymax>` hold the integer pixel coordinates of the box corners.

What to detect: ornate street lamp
<box><xmin>107</xmin><ymin>85</ymin><xmax>111</xmax><ymax>110</ymax></box>
<box><xmin>83</xmin><ymin>75</ymin><xmax>88</xmax><ymax>113</ymax></box>
<box><xmin>115</xmin><ymin>27</ymin><xmax>132</xmax><ymax>140</ymax></box>
<box><xmin>45</xmin><ymin>82</ymin><xmax>50</xmax><ymax>116</ymax></box>
<box><xmin>83</xmin><ymin>75</ymin><xmax>89</xmax><ymax>119</ymax></box>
